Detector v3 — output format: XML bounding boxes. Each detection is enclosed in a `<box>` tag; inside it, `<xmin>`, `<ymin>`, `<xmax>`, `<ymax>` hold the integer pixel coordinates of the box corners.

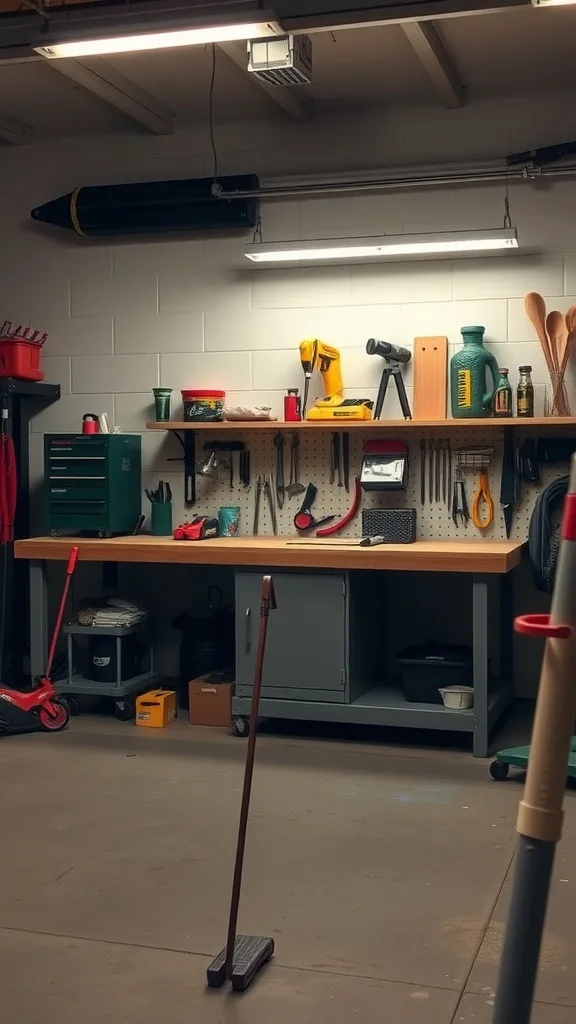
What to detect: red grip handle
<box><xmin>514</xmin><ymin>613</ymin><xmax>572</xmax><ymax>640</ymax></box>
<box><xmin>66</xmin><ymin>546</ymin><xmax>79</xmax><ymax>575</ymax></box>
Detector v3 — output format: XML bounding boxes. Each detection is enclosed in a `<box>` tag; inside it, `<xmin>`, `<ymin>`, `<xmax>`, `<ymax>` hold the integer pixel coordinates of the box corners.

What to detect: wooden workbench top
<box><xmin>14</xmin><ymin>536</ymin><xmax>524</xmax><ymax>574</ymax></box>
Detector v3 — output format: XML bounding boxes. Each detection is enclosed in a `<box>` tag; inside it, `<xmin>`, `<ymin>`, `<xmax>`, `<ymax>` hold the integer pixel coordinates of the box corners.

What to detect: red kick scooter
<box><xmin>0</xmin><ymin>546</ymin><xmax>78</xmax><ymax>735</ymax></box>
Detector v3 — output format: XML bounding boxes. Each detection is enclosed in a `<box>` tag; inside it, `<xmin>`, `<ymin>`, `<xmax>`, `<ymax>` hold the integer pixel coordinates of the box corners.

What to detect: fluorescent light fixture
<box><xmin>531</xmin><ymin>1</ymin><xmax>576</xmax><ymax>6</ymax></box>
<box><xmin>35</xmin><ymin>20</ymin><xmax>280</xmax><ymax>59</ymax></box>
<box><xmin>244</xmin><ymin>228</ymin><xmax>519</xmax><ymax>263</ymax></box>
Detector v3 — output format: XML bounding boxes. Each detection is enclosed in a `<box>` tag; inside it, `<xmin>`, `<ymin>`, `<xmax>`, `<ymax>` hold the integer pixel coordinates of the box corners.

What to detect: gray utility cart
<box><xmin>59</xmin><ymin>622</ymin><xmax>160</xmax><ymax>720</ymax></box>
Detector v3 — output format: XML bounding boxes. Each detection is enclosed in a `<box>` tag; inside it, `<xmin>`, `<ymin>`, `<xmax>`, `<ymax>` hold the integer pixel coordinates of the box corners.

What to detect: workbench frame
<box><xmin>233</xmin><ymin>572</ymin><xmax>514</xmax><ymax>758</ymax></box>
<box><xmin>20</xmin><ymin>537</ymin><xmax>522</xmax><ymax>758</ymax></box>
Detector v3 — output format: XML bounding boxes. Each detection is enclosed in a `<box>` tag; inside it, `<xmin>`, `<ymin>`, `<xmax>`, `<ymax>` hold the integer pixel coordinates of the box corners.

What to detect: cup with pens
<box><xmin>146</xmin><ymin>481</ymin><xmax>173</xmax><ymax>536</ymax></box>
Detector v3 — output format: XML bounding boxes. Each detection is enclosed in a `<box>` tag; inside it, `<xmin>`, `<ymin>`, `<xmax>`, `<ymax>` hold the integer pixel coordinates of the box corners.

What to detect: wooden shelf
<box><xmin>146</xmin><ymin>417</ymin><xmax>576</xmax><ymax>432</ymax></box>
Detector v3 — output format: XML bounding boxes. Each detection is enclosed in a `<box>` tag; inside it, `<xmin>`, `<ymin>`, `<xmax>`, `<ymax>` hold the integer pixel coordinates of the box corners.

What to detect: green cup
<box><xmin>153</xmin><ymin>388</ymin><xmax>172</xmax><ymax>422</ymax></box>
<box><xmin>151</xmin><ymin>502</ymin><xmax>173</xmax><ymax>537</ymax></box>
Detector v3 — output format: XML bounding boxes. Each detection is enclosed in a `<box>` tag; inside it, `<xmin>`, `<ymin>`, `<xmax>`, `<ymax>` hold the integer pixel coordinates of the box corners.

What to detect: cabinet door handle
<box><xmin>245</xmin><ymin>608</ymin><xmax>252</xmax><ymax>652</ymax></box>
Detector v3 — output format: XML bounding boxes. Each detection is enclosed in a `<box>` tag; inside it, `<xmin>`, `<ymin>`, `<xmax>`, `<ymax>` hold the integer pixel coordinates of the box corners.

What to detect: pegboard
<box><xmin>150</xmin><ymin>425</ymin><xmax>575</xmax><ymax>542</ymax></box>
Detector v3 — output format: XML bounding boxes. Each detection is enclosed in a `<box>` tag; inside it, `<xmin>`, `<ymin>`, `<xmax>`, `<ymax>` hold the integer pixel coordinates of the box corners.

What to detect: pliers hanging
<box><xmin>472</xmin><ymin>469</ymin><xmax>495</xmax><ymax>530</ymax></box>
<box><xmin>451</xmin><ymin>468</ymin><xmax>470</xmax><ymax>528</ymax></box>
<box><xmin>253</xmin><ymin>474</ymin><xmax>277</xmax><ymax>536</ymax></box>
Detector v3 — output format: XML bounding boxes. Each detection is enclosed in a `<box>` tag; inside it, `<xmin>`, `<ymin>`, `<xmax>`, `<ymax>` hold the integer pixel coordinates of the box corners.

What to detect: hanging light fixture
<box><xmin>244</xmin><ymin>228</ymin><xmax>518</xmax><ymax>264</ymax></box>
<box><xmin>34</xmin><ymin>6</ymin><xmax>280</xmax><ymax>59</ymax></box>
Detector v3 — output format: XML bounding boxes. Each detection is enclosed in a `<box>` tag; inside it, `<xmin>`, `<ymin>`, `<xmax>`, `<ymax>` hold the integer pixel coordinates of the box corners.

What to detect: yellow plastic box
<box><xmin>135</xmin><ymin>690</ymin><xmax>176</xmax><ymax>728</ymax></box>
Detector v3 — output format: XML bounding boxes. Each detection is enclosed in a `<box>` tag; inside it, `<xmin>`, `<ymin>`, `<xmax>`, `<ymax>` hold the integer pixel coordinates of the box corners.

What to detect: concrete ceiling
<box><xmin>0</xmin><ymin>5</ymin><xmax>574</xmax><ymax>142</ymax></box>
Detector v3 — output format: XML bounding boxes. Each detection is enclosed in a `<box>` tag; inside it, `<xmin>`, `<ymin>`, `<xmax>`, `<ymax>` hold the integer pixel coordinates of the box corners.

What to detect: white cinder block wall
<box><xmin>2</xmin><ymin>93</ymin><xmax>575</xmax><ymax>693</ymax></box>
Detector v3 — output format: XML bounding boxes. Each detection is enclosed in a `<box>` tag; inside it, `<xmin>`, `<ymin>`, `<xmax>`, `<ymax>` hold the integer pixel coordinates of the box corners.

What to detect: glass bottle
<box><xmin>516</xmin><ymin>365</ymin><xmax>534</xmax><ymax>418</ymax></box>
<box><xmin>493</xmin><ymin>368</ymin><xmax>513</xmax><ymax>418</ymax></box>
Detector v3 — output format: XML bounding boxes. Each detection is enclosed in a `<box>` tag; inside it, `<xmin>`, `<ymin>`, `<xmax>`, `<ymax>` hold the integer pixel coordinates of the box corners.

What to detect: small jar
<box><xmin>493</xmin><ymin>368</ymin><xmax>513</xmax><ymax>418</ymax></box>
<box><xmin>181</xmin><ymin>389</ymin><xmax>225</xmax><ymax>422</ymax></box>
<box><xmin>516</xmin><ymin>365</ymin><xmax>534</xmax><ymax>418</ymax></box>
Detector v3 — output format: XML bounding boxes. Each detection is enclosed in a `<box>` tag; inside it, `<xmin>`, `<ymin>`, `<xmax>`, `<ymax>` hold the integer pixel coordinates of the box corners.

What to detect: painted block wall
<box><xmin>2</xmin><ymin>93</ymin><xmax>574</xmax><ymax>693</ymax></box>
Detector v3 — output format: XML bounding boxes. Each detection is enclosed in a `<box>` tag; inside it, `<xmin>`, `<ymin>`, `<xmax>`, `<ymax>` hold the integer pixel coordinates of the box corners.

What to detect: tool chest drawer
<box><xmin>44</xmin><ymin>433</ymin><xmax>141</xmax><ymax>536</ymax></box>
<box><xmin>235</xmin><ymin>571</ymin><xmax>347</xmax><ymax>702</ymax></box>
<box><xmin>48</xmin><ymin>483</ymin><xmax>108</xmax><ymax>500</ymax></box>
<box><xmin>47</xmin><ymin>459</ymin><xmax>107</xmax><ymax>479</ymax></box>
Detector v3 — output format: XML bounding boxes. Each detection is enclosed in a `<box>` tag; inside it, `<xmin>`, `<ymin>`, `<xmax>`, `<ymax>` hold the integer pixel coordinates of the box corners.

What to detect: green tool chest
<box><xmin>44</xmin><ymin>433</ymin><xmax>142</xmax><ymax>536</ymax></box>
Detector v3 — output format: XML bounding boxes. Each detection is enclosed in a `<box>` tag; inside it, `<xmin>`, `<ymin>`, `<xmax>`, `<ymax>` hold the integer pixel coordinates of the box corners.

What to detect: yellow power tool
<box><xmin>299</xmin><ymin>339</ymin><xmax>373</xmax><ymax>421</ymax></box>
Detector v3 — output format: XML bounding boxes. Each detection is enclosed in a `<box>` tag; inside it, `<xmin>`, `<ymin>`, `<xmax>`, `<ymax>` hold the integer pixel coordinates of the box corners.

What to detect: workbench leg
<box><xmin>499</xmin><ymin>571</ymin><xmax>514</xmax><ymax>683</ymax></box>
<box><xmin>29</xmin><ymin>559</ymin><xmax>48</xmax><ymax>678</ymax></box>
<box><xmin>472</xmin><ymin>574</ymin><xmax>489</xmax><ymax>758</ymax></box>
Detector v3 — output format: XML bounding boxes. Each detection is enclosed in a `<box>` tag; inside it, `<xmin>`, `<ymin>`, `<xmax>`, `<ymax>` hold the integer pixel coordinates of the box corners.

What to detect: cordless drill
<box><xmin>299</xmin><ymin>339</ymin><xmax>373</xmax><ymax>420</ymax></box>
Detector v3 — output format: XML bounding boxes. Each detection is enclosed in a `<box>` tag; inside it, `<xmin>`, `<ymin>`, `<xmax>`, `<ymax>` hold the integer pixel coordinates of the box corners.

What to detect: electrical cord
<box><xmin>528</xmin><ymin>475</ymin><xmax>569</xmax><ymax>594</ymax></box>
<box><xmin>208</xmin><ymin>43</ymin><xmax>218</xmax><ymax>180</ymax></box>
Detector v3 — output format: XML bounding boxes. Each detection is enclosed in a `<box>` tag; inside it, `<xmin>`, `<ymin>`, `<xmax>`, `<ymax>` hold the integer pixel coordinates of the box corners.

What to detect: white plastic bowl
<box><xmin>438</xmin><ymin>685</ymin><xmax>474</xmax><ymax>710</ymax></box>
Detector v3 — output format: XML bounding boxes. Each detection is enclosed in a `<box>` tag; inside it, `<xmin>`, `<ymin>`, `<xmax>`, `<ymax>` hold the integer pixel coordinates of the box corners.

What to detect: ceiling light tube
<box><xmin>531</xmin><ymin>1</ymin><xmax>576</xmax><ymax>7</ymax></box>
<box><xmin>244</xmin><ymin>228</ymin><xmax>519</xmax><ymax>263</ymax></box>
<box><xmin>35</xmin><ymin>20</ymin><xmax>280</xmax><ymax>59</ymax></box>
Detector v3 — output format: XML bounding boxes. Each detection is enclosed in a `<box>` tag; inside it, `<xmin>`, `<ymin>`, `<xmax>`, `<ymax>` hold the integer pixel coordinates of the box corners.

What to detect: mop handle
<box><xmin>517</xmin><ymin>485</ymin><xmax>576</xmax><ymax>845</ymax></box>
<box><xmin>44</xmin><ymin>546</ymin><xmax>79</xmax><ymax>679</ymax></box>
<box><xmin>224</xmin><ymin>575</ymin><xmax>276</xmax><ymax>978</ymax></box>
<box><xmin>492</xmin><ymin>457</ymin><xmax>576</xmax><ymax>1024</ymax></box>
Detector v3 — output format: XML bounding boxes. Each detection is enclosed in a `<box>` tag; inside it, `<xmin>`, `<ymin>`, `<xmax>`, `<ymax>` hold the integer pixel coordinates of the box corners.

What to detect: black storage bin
<box><xmin>397</xmin><ymin>643</ymin><xmax>473</xmax><ymax>704</ymax></box>
<box><xmin>85</xmin><ymin>633</ymin><xmax>139</xmax><ymax>683</ymax></box>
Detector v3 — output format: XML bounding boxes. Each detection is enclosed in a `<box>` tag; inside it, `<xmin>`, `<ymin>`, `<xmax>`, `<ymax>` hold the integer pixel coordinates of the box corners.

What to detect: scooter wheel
<box><xmin>39</xmin><ymin>699</ymin><xmax>70</xmax><ymax>732</ymax></box>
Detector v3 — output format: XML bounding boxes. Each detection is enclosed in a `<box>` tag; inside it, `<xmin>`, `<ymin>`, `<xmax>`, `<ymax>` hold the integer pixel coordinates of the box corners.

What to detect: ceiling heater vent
<box><xmin>247</xmin><ymin>34</ymin><xmax>312</xmax><ymax>86</ymax></box>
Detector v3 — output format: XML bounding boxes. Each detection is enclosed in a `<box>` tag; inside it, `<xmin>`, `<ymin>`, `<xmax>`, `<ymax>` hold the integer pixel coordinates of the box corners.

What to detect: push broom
<box><xmin>207</xmin><ymin>575</ymin><xmax>276</xmax><ymax>992</ymax></box>
<box><xmin>492</xmin><ymin>452</ymin><xmax>576</xmax><ymax>1023</ymax></box>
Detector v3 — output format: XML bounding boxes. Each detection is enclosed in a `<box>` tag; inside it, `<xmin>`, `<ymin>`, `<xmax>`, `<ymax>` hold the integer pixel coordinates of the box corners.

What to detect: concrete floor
<box><xmin>1</xmin><ymin>717</ymin><xmax>575</xmax><ymax>1023</ymax></box>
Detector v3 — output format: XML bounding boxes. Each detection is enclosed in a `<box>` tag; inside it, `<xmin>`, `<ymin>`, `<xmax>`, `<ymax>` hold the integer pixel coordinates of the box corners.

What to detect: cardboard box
<box><xmin>188</xmin><ymin>674</ymin><xmax>234</xmax><ymax>727</ymax></box>
<box><xmin>136</xmin><ymin>690</ymin><xmax>177</xmax><ymax>728</ymax></box>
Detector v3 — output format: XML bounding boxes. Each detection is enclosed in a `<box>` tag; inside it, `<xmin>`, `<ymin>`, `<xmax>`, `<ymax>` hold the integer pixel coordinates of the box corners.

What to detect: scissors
<box><xmin>472</xmin><ymin>469</ymin><xmax>494</xmax><ymax>530</ymax></box>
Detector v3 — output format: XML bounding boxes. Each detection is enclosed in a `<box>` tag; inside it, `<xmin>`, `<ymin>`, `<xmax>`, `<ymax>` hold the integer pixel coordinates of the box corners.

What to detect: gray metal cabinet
<box><xmin>235</xmin><ymin>571</ymin><xmax>347</xmax><ymax>703</ymax></box>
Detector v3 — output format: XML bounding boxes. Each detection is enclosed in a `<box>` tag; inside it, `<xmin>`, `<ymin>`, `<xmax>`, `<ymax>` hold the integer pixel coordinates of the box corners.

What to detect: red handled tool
<box><xmin>173</xmin><ymin>517</ymin><xmax>219</xmax><ymax>540</ymax></box>
<box><xmin>316</xmin><ymin>478</ymin><xmax>361</xmax><ymax>537</ymax></box>
<box><xmin>294</xmin><ymin>483</ymin><xmax>334</xmax><ymax>533</ymax></box>
<box><xmin>0</xmin><ymin>546</ymin><xmax>78</xmax><ymax>736</ymax></box>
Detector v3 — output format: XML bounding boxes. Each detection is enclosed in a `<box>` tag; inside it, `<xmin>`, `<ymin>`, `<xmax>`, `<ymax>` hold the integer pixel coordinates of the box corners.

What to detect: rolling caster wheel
<box><xmin>490</xmin><ymin>759</ymin><xmax>509</xmax><ymax>781</ymax></box>
<box><xmin>232</xmin><ymin>716</ymin><xmax>250</xmax><ymax>737</ymax></box>
<box><xmin>115</xmin><ymin>698</ymin><xmax>135</xmax><ymax>721</ymax></box>
<box><xmin>65</xmin><ymin>696</ymin><xmax>80</xmax><ymax>717</ymax></box>
<box><xmin>98</xmin><ymin>529</ymin><xmax>110</xmax><ymax>539</ymax></box>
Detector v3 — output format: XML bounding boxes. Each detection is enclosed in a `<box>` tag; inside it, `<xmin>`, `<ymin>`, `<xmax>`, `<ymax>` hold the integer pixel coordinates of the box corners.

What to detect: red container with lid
<box><xmin>181</xmin><ymin>389</ymin><xmax>225</xmax><ymax>422</ymax></box>
<box><xmin>0</xmin><ymin>339</ymin><xmax>44</xmax><ymax>381</ymax></box>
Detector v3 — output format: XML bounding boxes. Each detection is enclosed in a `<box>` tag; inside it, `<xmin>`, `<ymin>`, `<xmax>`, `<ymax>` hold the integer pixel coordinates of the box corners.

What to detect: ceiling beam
<box><xmin>0</xmin><ymin>108</ymin><xmax>31</xmax><ymax>143</ymax></box>
<box><xmin>47</xmin><ymin>56</ymin><xmax>174</xmax><ymax>134</ymax></box>
<box><xmin>218</xmin><ymin>41</ymin><xmax>314</xmax><ymax>123</ymax></box>
<box><xmin>401</xmin><ymin>20</ymin><xmax>464</xmax><ymax>108</ymax></box>
<box><xmin>282</xmin><ymin>1</ymin><xmax>527</xmax><ymax>33</ymax></box>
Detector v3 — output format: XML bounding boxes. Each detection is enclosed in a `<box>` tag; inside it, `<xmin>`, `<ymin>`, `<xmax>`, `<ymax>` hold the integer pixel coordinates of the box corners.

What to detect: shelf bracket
<box><xmin>167</xmin><ymin>429</ymin><xmax>197</xmax><ymax>508</ymax></box>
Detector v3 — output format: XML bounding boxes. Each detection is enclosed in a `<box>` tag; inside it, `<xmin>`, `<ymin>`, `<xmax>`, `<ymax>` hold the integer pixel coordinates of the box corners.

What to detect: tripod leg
<box><xmin>374</xmin><ymin>367</ymin><xmax>391</xmax><ymax>419</ymax></box>
<box><xmin>394</xmin><ymin>370</ymin><xmax>412</xmax><ymax>420</ymax></box>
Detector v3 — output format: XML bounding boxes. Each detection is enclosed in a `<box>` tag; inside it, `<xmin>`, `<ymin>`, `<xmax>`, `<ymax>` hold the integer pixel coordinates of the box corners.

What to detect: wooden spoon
<box><xmin>525</xmin><ymin>292</ymin><xmax>554</xmax><ymax>372</ymax></box>
<box><xmin>546</xmin><ymin>310</ymin><xmax>564</xmax><ymax>370</ymax></box>
<box><xmin>566</xmin><ymin>306</ymin><xmax>576</xmax><ymax>334</ymax></box>
<box><xmin>562</xmin><ymin>307</ymin><xmax>576</xmax><ymax>374</ymax></box>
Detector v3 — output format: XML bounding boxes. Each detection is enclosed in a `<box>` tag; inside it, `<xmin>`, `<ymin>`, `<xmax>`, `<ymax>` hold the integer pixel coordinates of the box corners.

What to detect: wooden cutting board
<box><xmin>412</xmin><ymin>336</ymin><xmax>448</xmax><ymax>420</ymax></box>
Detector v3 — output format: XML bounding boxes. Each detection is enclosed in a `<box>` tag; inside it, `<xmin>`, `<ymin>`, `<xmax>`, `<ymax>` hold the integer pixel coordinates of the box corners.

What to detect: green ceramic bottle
<box><xmin>450</xmin><ymin>326</ymin><xmax>500</xmax><ymax>418</ymax></box>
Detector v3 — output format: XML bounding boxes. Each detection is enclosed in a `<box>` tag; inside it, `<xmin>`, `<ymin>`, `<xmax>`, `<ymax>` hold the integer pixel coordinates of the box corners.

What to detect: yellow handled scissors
<box><xmin>472</xmin><ymin>469</ymin><xmax>494</xmax><ymax>530</ymax></box>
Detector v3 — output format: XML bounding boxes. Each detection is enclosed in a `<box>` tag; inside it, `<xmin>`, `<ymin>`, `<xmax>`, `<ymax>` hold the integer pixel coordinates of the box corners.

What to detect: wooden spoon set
<box><xmin>525</xmin><ymin>293</ymin><xmax>576</xmax><ymax>416</ymax></box>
